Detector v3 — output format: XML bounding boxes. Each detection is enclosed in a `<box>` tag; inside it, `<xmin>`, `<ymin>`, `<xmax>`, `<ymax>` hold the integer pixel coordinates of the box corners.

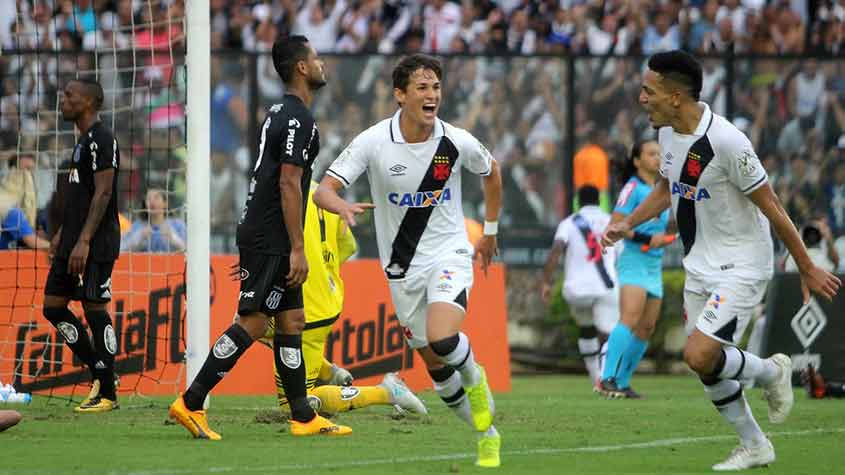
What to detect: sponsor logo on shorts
<box><xmin>213</xmin><ymin>334</ymin><xmax>238</xmax><ymax>359</ymax></box>
<box><xmin>339</xmin><ymin>387</ymin><xmax>360</xmax><ymax>400</ymax></box>
<box><xmin>702</xmin><ymin>310</ymin><xmax>717</xmax><ymax>324</ymax></box>
<box><xmin>440</xmin><ymin>270</ymin><xmax>454</xmax><ymax>281</ymax></box>
<box><xmin>239</xmin><ymin>291</ymin><xmax>255</xmax><ymax>299</ymax></box>
<box><xmin>104</xmin><ymin>324</ymin><xmax>117</xmax><ymax>355</ymax></box>
<box><xmin>280</xmin><ymin>347</ymin><xmax>301</xmax><ymax>369</ymax></box>
<box><xmin>100</xmin><ymin>277</ymin><xmax>112</xmax><ymax>299</ymax></box>
<box><xmin>238</xmin><ymin>268</ymin><xmax>250</xmax><ymax>280</ymax></box>
<box><xmin>707</xmin><ymin>294</ymin><xmax>725</xmax><ymax>309</ymax></box>
<box><xmin>266</xmin><ymin>287</ymin><xmax>284</xmax><ymax>310</ymax></box>
<box><xmin>56</xmin><ymin>322</ymin><xmax>79</xmax><ymax>344</ymax></box>
<box><xmin>436</xmin><ymin>282</ymin><xmax>452</xmax><ymax>292</ymax></box>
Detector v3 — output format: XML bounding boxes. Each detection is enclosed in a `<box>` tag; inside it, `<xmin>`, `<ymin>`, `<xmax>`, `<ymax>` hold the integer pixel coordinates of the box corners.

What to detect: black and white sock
<box><xmin>273</xmin><ymin>333</ymin><xmax>315</xmax><ymax>423</ymax></box>
<box><xmin>183</xmin><ymin>324</ymin><xmax>253</xmax><ymax>411</ymax></box>
<box><xmin>428</xmin><ymin>366</ymin><xmax>474</xmax><ymax>428</ymax></box>
<box><xmin>85</xmin><ymin>310</ymin><xmax>117</xmax><ymax>400</ymax></box>
<box><xmin>43</xmin><ymin>307</ymin><xmax>98</xmax><ymax>373</ymax></box>
<box><xmin>430</xmin><ymin>333</ymin><xmax>480</xmax><ymax>386</ymax></box>
<box><xmin>703</xmin><ymin>378</ymin><xmax>767</xmax><ymax>448</ymax></box>
<box><xmin>716</xmin><ymin>347</ymin><xmax>779</xmax><ymax>387</ymax></box>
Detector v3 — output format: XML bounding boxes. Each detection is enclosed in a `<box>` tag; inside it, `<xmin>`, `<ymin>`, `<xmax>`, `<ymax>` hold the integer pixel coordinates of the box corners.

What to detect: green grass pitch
<box><xmin>3</xmin><ymin>375</ymin><xmax>844</xmax><ymax>474</ymax></box>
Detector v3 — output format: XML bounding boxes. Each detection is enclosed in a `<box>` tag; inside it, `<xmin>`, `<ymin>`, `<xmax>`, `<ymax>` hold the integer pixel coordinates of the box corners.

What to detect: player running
<box><xmin>540</xmin><ymin>185</ymin><xmax>619</xmax><ymax>389</ymax></box>
<box><xmin>599</xmin><ymin>140</ymin><xmax>673</xmax><ymax>399</ymax></box>
<box><xmin>602</xmin><ymin>50</ymin><xmax>841</xmax><ymax>470</ymax></box>
<box><xmin>255</xmin><ymin>182</ymin><xmax>427</xmax><ymax>417</ymax></box>
<box><xmin>314</xmin><ymin>54</ymin><xmax>503</xmax><ymax>468</ymax></box>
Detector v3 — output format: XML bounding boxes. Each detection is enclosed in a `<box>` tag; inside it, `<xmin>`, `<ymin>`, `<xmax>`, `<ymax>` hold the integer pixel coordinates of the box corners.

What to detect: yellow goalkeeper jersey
<box><xmin>303</xmin><ymin>182</ymin><xmax>356</xmax><ymax>326</ymax></box>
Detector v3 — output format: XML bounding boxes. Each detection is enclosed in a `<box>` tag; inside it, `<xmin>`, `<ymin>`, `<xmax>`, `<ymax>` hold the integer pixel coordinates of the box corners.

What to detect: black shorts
<box><xmin>237</xmin><ymin>249</ymin><xmax>303</xmax><ymax>316</ymax></box>
<box><xmin>45</xmin><ymin>258</ymin><xmax>115</xmax><ymax>303</ymax></box>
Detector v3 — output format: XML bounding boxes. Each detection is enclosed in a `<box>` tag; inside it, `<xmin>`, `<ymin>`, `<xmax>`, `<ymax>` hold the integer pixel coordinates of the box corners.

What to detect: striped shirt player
<box><xmin>315</xmin><ymin>55</ymin><xmax>502</xmax><ymax>468</ymax></box>
<box><xmin>604</xmin><ymin>51</ymin><xmax>839</xmax><ymax>471</ymax></box>
<box><xmin>541</xmin><ymin>186</ymin><xmax>619</xmax><ymax>386</ymax></box>
<box><xmin>657</xmin><ymin>102</ymin><xmax>772</xmax><ymax>344</ymax></box>
<box><xmin>551</xmin><ymin>202</ymin><xmax>619</xmax><ymax>334</ymax></box>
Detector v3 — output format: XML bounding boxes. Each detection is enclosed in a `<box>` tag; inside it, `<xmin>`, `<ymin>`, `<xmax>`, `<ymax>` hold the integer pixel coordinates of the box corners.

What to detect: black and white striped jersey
<box><xmin>658</xmin><ymin>102</ymin><xmax>773</xmax><ymax>281</ymax></box>
<box><xmin>326</xmin><ymin>110</ymin><xmax>493</xmax><ymax>280</ymax></box>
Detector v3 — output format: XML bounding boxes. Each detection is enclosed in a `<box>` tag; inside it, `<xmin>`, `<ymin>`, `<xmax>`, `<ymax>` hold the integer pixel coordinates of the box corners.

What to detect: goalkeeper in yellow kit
<box><xmin>253</xmin><ymin>182</ymin><xmax>427</xmax><ymax>416</ymax></box>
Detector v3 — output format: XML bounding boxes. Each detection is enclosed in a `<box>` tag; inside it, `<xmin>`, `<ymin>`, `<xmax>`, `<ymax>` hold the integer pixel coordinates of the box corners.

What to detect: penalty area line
<box><xmin>87</xmin><ymin>427</ymin><xmax>843</xmax><ymax>475</ymax></box>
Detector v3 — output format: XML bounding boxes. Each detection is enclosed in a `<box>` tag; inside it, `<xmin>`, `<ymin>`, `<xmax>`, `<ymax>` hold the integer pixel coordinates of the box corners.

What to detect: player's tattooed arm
<box><xmin>748</xmin><ymin>183</ymin><xmax>841</xmax><ymax>302</ymax></box>
<box><xmin>602</xmin><ymin>176</ymin><xmax>670</xmax><ymax>248</ymax></box>
<box><xmin>69</xmin><ymin>169</ymin><xmax>114</xmax><ymax>275</ymax></box>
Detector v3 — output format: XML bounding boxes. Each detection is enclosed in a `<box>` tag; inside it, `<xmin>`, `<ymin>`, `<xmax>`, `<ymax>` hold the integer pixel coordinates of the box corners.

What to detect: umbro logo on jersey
<box><xmin>389</xmin><ymin>164</ymin><xmax>407</xmax><ymax>176</ymax></box>
<box><xmin>388</xmin><ymin>188</ymin><xmax>452</xmax><ymax>208</ymax></box>
<box><xmin>671</xmin><ymin>182</ymin><xmax>711</xmax><ymax>201</ymax></box>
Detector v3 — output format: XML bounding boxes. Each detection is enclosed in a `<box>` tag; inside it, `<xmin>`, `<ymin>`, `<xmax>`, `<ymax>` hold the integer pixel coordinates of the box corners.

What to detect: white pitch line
<box><xmin>101</xmin><ymin>427</ymin><xmax>845</xmax><ymax>475</ymax></box>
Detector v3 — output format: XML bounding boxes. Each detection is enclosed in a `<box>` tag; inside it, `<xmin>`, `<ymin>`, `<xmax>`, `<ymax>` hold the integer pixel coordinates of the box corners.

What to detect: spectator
<box><xmin>292</xmin><ymin>0</ymin><xmax>347</xmax><ymax>53</ymax></box>
<box><xmin>642</xmin><ymin>8</ymin><xmax>681</xmax><ymax>54</ymax></box>
<box><xmin>121</xmin><ymin>189</ymin><xmax>186</xmax><ymax>253</ymax></box>
<box><xmin>0</xmin><ymin>162</ymin><xmax>46</xmax><ymax>250</ymax></box>
<box><xmin>422</xmin><ymin>0</ymin><xmax>462</xmax><ymax>53</ymax></box>
<box><xmin>210</xmin><ymin>59</ymin><xmax>248</xmax><ymax>156</ymax></box>
<box><xmin>826</xmin><ymin>157</ymin><xmax>845</xmax><ymax>237</ymax></box>
<box><xmin>783</xmin><ymin>219</ymin><xmax>840</xmax><ymax>272</ymax></box>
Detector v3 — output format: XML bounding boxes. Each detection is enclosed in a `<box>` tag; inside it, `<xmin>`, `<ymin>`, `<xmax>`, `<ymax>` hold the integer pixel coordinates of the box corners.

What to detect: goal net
<box><xmin>0</xmin><ymin>0</ymin><xmax>189</xmax><ymax>403</ymax></box>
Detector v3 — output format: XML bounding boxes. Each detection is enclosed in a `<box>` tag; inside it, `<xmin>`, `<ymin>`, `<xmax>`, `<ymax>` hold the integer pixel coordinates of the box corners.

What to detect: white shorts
<box><xmin>563</xmin><ymin>288</ymin><xmax>619</xmax><ymax>335</ymax></box>
<box><xmin>683</xmin><ymin>274</ymin><xmax>769</xmax><ymax>345</ymax></box>
<box><xmin>388</xmin><ymin>255</ymin><xmax>474</xmax><ymax>350</ymax></box>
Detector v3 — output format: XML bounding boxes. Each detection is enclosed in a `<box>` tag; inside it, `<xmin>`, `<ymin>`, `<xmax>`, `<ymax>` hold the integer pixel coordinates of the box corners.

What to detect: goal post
<box><xmin>184</xmin><ymin>0</ymin><xmax>210</xmax><ymax>394</ymax></box>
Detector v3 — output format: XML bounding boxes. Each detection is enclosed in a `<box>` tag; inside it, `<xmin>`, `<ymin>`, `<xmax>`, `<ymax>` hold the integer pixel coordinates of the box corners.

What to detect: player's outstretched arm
<box><xmin>601</xmin><ymin>176</ymin><xmax>671</xmax><ymax>248</ymax></box>
<box><xmin>314</xmin><ymin>176</ymin><xmax>374</xmax><ymax>227</ymax></box>
<box><xmin>748</xmin><ymin>183</ymin><xmax>842</xmax><ymax>302</ymax></box>
<box><xmin>475</xmin><ymin>160</ymin><xmax>502</xmax><ymax>276</ymax></box>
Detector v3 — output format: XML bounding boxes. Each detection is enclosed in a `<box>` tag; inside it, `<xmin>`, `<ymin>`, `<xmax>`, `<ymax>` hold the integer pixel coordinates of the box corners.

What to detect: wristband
<box><xmin>483</xmin><ymin>221</ymin><xmax>498</xmax><ymax>236</ymax></box>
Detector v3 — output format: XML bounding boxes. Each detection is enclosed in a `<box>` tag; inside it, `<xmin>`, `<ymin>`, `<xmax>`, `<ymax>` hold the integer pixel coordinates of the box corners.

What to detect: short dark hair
<box><xmin>578</xmin><ymin>185</ymin><xmax>600</xmax><ymax>206</ymax></box>
<box><xmin>272</xmin><ymin>35</ymin><xmax>310</xmax><ymax>84</ymax></box>
<box><xmin>392</xmin><ymin>54</ymin><xmax>443</xmax><ymax>91</ymax></box>
<box><xmin>647</xmin><ymin>50</ymin><xmax>702</xmax><ymax>101</ymax></box>
<box><xmin>71</xmin><ymin>77</ymin><xmax>104</xmax><ymax>110</ymax></box>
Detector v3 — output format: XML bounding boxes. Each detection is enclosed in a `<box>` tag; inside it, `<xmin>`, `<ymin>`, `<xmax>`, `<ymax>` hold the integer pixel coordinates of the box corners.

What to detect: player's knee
<box><xmin>634</xmin><ymin>322</ymin><xmax>656</xmax><ymax>340</ymax></box>
<box><xmin>42</xmin><ymin>306</ymin><xmax>67</xmax><ymax>323</ymax></box>
<box><xmin>683</xmin><ymin>347</ymin><xmax>714</xmax><ymax>375</ymax></box>
<box><xmin>237</xmin><ymin>316</ymin><xmax>269</xmax><ymax>340</ymax></box>
<box><xmin>82</xmin><ymin>301</ymin><xmax>107</xmax><ymax>313</ymax></box>
<box><xmin>429</xmin><ymin>334</ymin><xmax>459</xmax><ymax>357</ymax></box>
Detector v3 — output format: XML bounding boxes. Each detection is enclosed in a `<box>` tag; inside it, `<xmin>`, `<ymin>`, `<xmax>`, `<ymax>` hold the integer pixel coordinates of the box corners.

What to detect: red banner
<box><xmin>0</xmin><ymin>252</ymin><xmax>510</xmax><ymax>395</ymax></box>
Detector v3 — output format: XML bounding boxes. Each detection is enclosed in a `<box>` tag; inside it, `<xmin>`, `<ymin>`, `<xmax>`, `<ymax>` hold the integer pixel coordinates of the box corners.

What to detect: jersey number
<box><xmin>585</xmin><ymin>232</ymin><xmax>601</xmax><ymax>263</ymax></box>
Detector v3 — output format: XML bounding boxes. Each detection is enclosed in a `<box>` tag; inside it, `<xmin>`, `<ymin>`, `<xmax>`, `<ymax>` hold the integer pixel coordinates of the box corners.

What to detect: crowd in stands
<box><xmin>0</xmin><ymin>0</ymin><xmax>843</xmax><ymax>268</ymax></box>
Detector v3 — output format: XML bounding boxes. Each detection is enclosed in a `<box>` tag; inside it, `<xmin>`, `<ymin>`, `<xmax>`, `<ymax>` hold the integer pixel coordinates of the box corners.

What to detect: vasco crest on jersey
<box><xmin>432</xmin><ymin>155</ymin><xmax>452</xmax><ymax>181</ymax></box>
<box><xmin>686</xmin><ymin>151</ymin><xmax>702</xmax><ymax>178</ymax></box>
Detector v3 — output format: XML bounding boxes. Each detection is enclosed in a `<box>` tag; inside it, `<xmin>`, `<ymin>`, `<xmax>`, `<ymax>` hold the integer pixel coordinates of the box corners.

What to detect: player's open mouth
<box><xmin>422</xmin><ymin>104</ymin><xmax>437</xmax><ymax>114</ymax></box>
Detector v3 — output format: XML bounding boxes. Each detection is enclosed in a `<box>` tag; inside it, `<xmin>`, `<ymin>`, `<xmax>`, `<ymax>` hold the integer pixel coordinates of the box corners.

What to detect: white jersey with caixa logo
<box><xmin>658</xmin><ymin>102</ymin><xmax>773</xmax><ymax>281</ymax></box>
<box><xmin>326</xmin><ymin>110</ymin><xmax>493</xmax><ymax>279</ymax></box>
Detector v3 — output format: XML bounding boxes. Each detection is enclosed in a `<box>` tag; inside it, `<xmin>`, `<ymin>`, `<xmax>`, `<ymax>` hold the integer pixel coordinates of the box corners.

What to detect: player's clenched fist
<box><xmin>601</xmin><ymin>220</ymin><xmax>632</xmax><ymax>248</ymax></box>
